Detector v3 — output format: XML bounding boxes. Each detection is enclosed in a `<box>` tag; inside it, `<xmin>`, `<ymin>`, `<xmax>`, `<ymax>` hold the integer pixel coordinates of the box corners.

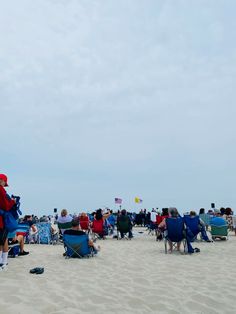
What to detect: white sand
<box><xmin>1</xmin><ymin>228</ymin><xmax>236</xmax><ymax>314</ymax></box>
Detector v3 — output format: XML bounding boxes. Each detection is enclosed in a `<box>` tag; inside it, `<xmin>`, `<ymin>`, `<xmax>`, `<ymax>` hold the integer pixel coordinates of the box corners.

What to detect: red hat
<box><xmin>0</xmin><ymin>174</ymin><xmax>9</xmax><ymax>186</ymax></box>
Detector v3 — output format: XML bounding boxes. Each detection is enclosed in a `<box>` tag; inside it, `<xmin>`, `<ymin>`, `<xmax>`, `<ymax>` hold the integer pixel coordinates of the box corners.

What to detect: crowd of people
<box><xmin>0</xmin><ymin>172</ymin><xmax>235</xmax><ymax>270</ymax></box>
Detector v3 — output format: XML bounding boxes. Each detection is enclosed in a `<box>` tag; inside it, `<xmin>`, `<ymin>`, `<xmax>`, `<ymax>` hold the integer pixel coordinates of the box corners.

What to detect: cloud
<box><xmin>0</xmin><ymin>0</ymin><xmax>236</xmax><ymax>213</ymax></box>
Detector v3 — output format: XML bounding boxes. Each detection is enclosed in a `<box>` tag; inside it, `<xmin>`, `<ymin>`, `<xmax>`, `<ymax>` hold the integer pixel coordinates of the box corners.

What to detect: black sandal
<box><xmin>30</xmin><ymin>267</ymin><xmax>44</xmax><ymax>274</ymax></box>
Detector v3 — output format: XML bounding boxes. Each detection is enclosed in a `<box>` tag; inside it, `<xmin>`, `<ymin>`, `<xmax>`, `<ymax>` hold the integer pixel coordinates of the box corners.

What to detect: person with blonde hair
<box><xmin>57</xmin><ymin>209</ymin><xmax>73</xmax><ymax>234</ymax></box>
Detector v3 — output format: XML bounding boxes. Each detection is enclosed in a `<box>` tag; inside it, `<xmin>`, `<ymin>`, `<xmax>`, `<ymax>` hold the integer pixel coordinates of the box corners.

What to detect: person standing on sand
<box><xmin>0</xmin><ymin>174</ymin><xmax>16</xmax><ymax>270</ymax></box>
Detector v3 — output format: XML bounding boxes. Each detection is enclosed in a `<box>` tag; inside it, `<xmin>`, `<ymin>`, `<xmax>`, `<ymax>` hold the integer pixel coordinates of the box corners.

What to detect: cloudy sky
<box><xmin>1</xmin><ymin>0</ymin><xmax>235</xmax><ymax>215</ymax></box>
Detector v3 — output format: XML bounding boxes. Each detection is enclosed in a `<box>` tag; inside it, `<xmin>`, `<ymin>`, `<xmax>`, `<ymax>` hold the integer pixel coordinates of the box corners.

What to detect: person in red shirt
<box><xmin>0</xmin><ymin>174</ymin><xmax>15</xmax><ymax>269</ymax></box>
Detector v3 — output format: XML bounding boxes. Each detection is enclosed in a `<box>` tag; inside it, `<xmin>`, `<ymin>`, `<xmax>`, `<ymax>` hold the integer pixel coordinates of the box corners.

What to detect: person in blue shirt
<box><xmin>107</xmin><ymin>210</ymin><xmax>116</xmax><ymax>235</ymax></box>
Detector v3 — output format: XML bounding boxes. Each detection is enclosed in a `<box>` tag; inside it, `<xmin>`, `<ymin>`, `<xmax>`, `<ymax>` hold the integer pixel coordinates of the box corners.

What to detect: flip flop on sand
<box><xmin>30</xmin><ymin>267</ymin><xmax>44</xmax><ymax>274</ymax></box>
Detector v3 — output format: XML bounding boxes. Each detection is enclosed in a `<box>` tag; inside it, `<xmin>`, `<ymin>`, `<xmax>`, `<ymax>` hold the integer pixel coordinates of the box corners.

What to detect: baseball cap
<box><xmin>0</xmin><ymin>174</ymin><xmax>9</xmax><ymax>186</ymax></box>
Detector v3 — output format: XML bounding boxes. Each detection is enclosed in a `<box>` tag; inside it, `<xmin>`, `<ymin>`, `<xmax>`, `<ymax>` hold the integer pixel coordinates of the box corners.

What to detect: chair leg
<box><xmin>164</xmin><ymin>240</ymin><xmax>167</xmax><ymax>254</ymax></box>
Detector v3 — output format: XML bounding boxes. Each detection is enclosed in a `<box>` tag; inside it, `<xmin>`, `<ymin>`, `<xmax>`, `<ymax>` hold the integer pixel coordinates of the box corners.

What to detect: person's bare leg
<box><xmin>168</xmin><ymin>241</ymin><xmax>173</xmax><ymax>253</ymax></box>
<box><xmin>3</xmin><ymin>240</ymin><xmax>8</xmax><ymax>253</ymax></box>
<box><xmin>89</xmin><ymin>240</ymin><xmax>100</xmax><ymax>251</ymax></box>
<box><xmin>17</xmin><ymin>235</ymin><xmax>24</xmax><ymax>252</ymax></box>
<box><xmin>177</xmin><ymin>242</ymin><xmax>181</xmax><ymax>251</ymax></box>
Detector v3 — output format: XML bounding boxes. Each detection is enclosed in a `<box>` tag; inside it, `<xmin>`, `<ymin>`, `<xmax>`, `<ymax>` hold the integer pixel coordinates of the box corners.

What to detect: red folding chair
<box><xmin>80</xmin><ymin>216</ymin><xmax>90</xmax><ymax>233</ymax></box>
<box><xmin>91</xmin><ymin>219</ymin><xmax>104</xmax><ymax>241</ymax></box>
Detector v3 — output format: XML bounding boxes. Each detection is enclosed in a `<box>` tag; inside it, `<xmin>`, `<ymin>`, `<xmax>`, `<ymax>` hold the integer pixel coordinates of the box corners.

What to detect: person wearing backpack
<box><xmin>0</xmin><ymin>174</ymin><xmax>15</xmax><ymax>270</ymax></box>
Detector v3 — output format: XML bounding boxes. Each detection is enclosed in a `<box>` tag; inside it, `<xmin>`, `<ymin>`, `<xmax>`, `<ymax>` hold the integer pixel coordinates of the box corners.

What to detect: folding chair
<box><xmin>184</xmin><ymin>215</ymin><xmax>201</xmax><ymax>241</ymax></box>
<box><xmin>210</xmin><ymin>225</ymin><xmax>229</xmax><ymax>240</ymax></box>
<box><xmin>164</xmin><ymin>217</ymin><xmax>187</xmax><ymax>254</ymax></box>
<box><xmin>117</xmin><ymin>218</ymin><xmax>132</xmax><ymax>240</ymax></box>
<box><xmin>199</xmin><ymin>213</ymin><xmax>211</xmax><ymax>231</ymax></box>
<box><xmin>79</xmin><ymin>216</ymin><xmax>90</xmax><ymax>234</ymax></box>
<box><xmin>36</xmin><ymin>222</ymin><xmax>52</xmax><ymax>244</ymax></box>
<box><xmin>91</xmin><ymin>219</ymin><xmax>105</xmax><ymax>241</ymax></box>
<box><xmin>63</xmin><ymin>234</ymin><xmax>94</xmax><ymax>258</ymax></box>
<box><xmin>57</xmin><ymin>221</ymin><xmax>73</xmax><ymax>240</ymax></box>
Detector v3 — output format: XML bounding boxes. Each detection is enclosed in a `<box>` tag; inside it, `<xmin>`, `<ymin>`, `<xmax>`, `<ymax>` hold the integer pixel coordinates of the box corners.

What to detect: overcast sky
<box><xmin>1</xmin><ymin>0</ymin><xmax>236</xmax><ymax>215</ymax></box>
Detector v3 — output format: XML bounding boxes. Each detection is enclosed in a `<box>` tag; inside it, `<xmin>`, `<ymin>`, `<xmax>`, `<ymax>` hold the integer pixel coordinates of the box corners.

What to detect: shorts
<box><xmin>0</xmin><ymin>228</ymin><xmax>8</xmax><ymax>245</ymax></box>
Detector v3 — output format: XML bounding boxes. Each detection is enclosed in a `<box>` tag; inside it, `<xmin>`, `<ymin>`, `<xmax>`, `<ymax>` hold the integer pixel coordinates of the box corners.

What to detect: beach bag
<box><xmin>0</xmin><ymin>210</ymin><xmax>18</xmax><ymax>232</ymax></box>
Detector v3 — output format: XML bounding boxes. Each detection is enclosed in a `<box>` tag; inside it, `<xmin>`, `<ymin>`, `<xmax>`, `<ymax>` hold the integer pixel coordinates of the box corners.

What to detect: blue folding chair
<box><xmin>164</xmin><ymin>217</ymin><xmax>187</xmax><ymax>253</ymax></box>
<box><xmin>36</xmin><ymin>222</ymin><xmax>52</xmax><ymax>244</ymax></box>
<box><xmin>63</xmin><ymin>234</ymin><xmax>95</xmax><ymax>258</ymax></box>
<box><xmin>199</xmin><ymin>213</ymin><xmax>211</xmax><ymax>230</ymax></box>
<box><xmin>184</xmin><ymin>216</ymin><xmax>200</xmax><ymax>241</ymax></box>
<box><xmin>184</xmin><ymin>215</ymin><xmax>210</xmax><ymax>242</ymax></box>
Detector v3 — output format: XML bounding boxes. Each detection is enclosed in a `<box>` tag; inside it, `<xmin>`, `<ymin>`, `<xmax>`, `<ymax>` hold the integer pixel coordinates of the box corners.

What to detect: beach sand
<box><xmin>1</xmin><ymin>228</ymin><xmax>236</xmax><ymax>314</ymax></box>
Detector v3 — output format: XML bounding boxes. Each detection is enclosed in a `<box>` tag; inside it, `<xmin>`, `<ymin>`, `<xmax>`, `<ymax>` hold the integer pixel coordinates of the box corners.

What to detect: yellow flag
<box><xmin>135</xmin><ymin>197</ymin><xmax>142</xmax><ymax>203</ymax></box>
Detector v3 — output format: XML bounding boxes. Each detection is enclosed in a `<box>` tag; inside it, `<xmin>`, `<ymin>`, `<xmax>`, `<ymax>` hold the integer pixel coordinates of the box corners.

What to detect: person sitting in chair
<box><xmin>159</xmin><ymin>208</ymin><xmax>200</xmax><ymax>254</ymax></box>
<box><xmin>159</xmin><ymin>208</ymin><xmax>182</xmax><ymax>252</ymax></box>
<box><xmin>117</xmin><ymin>209</ymin><xmax>133</xmax><ymax>239</ymax></box>
<box><xmin>188</xmin><ymin>211</ymin><xmax>212</xmax><ymax>242</ymax></box>
<box><xmin>57</xmin><ymin>209</ymin><xmax>73</xmax><ymax>235</ymax></box>
<box><xmin>64</xmin><ymin>219</ymin><xmax>100</xmax><ymax>253</ymax></box>
<box><xmin>210</xmin><ymin>210</ymin><xmax>228</xmax><ymax>226</ymax></box>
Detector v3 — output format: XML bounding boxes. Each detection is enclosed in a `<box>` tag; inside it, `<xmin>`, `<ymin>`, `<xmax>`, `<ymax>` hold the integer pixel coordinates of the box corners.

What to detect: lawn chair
<box><xmin>63</xmin><ymin>234</ymin><xmax>95</xmax><ymax>258</ymax></box>
<box><xmin>57</xmin><ymin>221</ymin><xmax>73</xmax><ymax>239</ymax></box>
<box><xmin>36</xmin><ymin>222</ymin><xmax>53</xmax><ymax>244</ymax></box>
<box><xmin>184</xmin><ymin>215</ymin><xmax>200</xmax><ymax>241</ymax></box>
<box><xmin>210</xmin><ymin>225</ymin><xmax>229</xmax><ymax>240</ymax></box>
<box><xmin>117</xmin><ymin>218</ymin><xmax>132</xmax><ymax>240</ymax></box>
<box><xmin>155</xmin><ymin>215</ymin><xmax>168</xmax><ymax>241</ymax></box>
<box><xmin>79</xmin><ymin>216</ymin><xmax>90</xmax><ymax>234</ymax></box>
<box><xmin>184</xmin><ymin>215</ymin><xmax>212</xmax><ymax>242</ymax></box>
<box><xmin>164</xmin><ymin>217</ymin><xmax>187</xmax><ymax>253</ymax></box>
<box><xmin>199</xmin><ymin>213</ymin><xmax>211</xmax><ymax>231</ymax></box>
<box><xmin>91</xmin><ymin>219</ymin><xmax>105</xmax><ymax>241</ymax></box>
